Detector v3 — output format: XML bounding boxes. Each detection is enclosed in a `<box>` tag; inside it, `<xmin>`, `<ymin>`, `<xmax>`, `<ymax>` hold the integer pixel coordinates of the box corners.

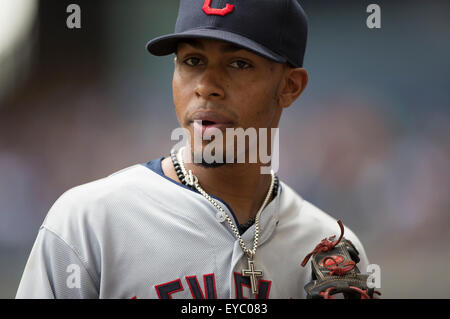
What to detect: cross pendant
<box><xmin>242</xmin><ymin>258</ymin><xmax>263</xmax><ymax>295</ymax></box>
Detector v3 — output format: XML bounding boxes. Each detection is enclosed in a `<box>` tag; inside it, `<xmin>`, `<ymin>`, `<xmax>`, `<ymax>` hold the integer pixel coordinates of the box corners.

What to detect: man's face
<box><xmin>173</xmin><ymin>38</ymin><xmax>287</xmax><ymax>166</ymax></box>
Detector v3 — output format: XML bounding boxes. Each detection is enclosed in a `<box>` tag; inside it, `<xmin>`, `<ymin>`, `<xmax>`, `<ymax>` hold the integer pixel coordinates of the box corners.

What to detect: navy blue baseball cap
<box><xmin>146</xmin><ymin>0</ymin><xmax>308</xmax><ymax>68</ymax></box>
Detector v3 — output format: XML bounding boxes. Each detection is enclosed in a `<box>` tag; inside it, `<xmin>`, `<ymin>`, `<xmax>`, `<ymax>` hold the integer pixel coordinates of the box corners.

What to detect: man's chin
<box><xmin>193</xmin><ymin>161</ymin><xmax>228</xmax><ymax>169</ymax></box>
<box><xmin>190</xmin><ymin>149</ymin><xmax>232</xmax><ymax>169</ymax></box>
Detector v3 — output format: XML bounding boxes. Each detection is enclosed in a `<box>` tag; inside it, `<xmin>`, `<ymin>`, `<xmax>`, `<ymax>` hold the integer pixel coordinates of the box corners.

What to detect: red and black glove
<box><xmin>301</xmin><ymin>220</ymin><xmax>381</xmax><ymax>299</ymax></box>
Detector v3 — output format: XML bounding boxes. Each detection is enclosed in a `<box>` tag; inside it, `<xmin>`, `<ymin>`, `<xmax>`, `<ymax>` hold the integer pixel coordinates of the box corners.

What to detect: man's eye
<box><xmin>184</xmin><ymin>57</ymin><xmax>203</xmax><ymax>66</ymax></box>
<box><xmin>230</xmin><ymin>60</ymin><xmax>252</xmax><ymax>69</ymax></box>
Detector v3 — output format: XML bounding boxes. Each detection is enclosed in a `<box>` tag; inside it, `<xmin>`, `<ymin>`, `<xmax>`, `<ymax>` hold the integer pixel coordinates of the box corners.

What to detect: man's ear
<box><xmin>278</xmin><ymin>67</ymin><xmax>309</xmax><ymax>109</ymax></box>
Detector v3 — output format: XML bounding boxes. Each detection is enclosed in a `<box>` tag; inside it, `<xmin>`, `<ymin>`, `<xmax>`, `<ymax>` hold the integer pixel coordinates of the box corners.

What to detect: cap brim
<box><xmin>146</xmin><ymin>28</ymin><xmax>287</xmax><ymax>64</ymax></box>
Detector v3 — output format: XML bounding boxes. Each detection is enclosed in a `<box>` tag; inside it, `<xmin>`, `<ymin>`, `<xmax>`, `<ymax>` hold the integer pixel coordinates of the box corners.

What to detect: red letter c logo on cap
<box><xmin>202</xmin><ymin>0</ymin><xmax>235</xmax><ymax>16</ymax></box>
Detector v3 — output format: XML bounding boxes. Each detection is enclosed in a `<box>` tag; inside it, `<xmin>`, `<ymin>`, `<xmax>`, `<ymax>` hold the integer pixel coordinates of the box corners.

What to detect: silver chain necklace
<box><xmin>176</xmin><ymin>146</ymin><xmax>275</xmax><ymax>295</ymax></box>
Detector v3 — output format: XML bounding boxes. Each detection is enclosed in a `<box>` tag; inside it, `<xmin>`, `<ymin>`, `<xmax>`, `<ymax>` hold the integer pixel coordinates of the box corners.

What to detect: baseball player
<box><xmin>16</xmin><ymin>0</ymin><xmax>370</xmax><ymax>299</ymax></box>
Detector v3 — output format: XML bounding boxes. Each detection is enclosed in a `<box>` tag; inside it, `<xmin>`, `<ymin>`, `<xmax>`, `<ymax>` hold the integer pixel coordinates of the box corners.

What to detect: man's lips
<box><xmin>192</xmin><ymin>121</ymin><xmax>234</xmax><ymax>137</ymax></box>
<box><xmin>190</xmin><ymin>111</ymin><xmax>234</xmax><ymax>125</ymax></box>
<box><xmin>189</xmin><ymin>111</ymin><xmax>234</xmax><ymax>137</ymax></box>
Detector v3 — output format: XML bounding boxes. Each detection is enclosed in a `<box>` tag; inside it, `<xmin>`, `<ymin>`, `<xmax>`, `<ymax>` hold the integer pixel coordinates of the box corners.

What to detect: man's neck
<box><xmin>161</xmin><ymin>155</ymin><xmax>273</xmax><ymax>225</ymax></box>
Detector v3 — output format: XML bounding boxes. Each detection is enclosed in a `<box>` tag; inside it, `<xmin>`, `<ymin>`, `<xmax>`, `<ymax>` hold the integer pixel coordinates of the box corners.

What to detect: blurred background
<box><xmin>0</xmin><ymin>0</ymin><xmax>449</xmax><ymax>298</ymax></box>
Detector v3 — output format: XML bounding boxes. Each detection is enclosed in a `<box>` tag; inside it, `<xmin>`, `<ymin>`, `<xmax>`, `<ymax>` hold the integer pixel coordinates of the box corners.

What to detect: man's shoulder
<box><xmin>279</xmin><ymin>181</ymin><xmax>337</xmax><ymax>229</ymax></box>
<box><xmin>58</xmin><ymin>164</ymin><xmax>148</xmax><ymax>204</ymax></box>
<box><xmin>41</xmin><ymin>164</ymin><xmax>154</xmax><ymax>231</ymax></box>
<box><xmin>278</xmin><ymin>181</ymin><xmax>366</xmax><ymax>252</ymax></box>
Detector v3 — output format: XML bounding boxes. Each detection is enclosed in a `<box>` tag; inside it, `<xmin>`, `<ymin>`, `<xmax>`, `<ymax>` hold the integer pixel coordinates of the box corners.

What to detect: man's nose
<box><xmin>194</xmin><ymin>67</ymin><xmax>225</xmax><ymax>100</ymax></box>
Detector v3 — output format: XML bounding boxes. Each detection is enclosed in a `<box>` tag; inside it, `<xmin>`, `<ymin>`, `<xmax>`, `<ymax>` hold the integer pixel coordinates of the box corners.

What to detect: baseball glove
<box><xmin>301</xmin><ymin>220</ymin><xmax>381</xmax><ymax>299</ymax></box>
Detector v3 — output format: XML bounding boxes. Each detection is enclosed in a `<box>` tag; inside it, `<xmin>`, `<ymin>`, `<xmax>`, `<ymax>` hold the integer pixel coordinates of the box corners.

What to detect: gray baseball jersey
<box><xmin>16</xmin><ymin>157</ymin><xmax>370</xmax><ymax>299</ymax></box>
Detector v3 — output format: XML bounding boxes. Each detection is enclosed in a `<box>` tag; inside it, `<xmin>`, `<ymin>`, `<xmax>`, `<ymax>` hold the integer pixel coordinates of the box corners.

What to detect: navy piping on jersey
<box><xmin>142</xmin><ymin>157</ymin><xmax>246</xmax><ymax>234</ymax></box>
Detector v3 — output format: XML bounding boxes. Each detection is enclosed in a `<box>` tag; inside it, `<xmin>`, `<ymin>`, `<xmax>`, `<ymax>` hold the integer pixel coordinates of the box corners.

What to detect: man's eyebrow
<box><xmin>177</xmin><ymin>39</ymin><xmax>246</xmax><ymax>53</ymax></box>
<box><xmin>178</xmin><ymin>39</ymin><xmax>204</xmax><ymax>50</ymax></box>
<box><xmin>220</xmin><ymin>43</ymin><xmax>246</xmax><ymax>53</ymax></box>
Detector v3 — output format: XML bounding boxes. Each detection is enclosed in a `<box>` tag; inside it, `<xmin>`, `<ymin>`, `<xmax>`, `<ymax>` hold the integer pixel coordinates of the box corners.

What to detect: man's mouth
<box><xmin>189</xmin><ymin>111</ymin><xmax>235</xmax><ymax>138</ymax></box>
<box><xmin>192</xmin><ymin>120</ymin><xmax>233</xmax><ymax>137</ymax></box>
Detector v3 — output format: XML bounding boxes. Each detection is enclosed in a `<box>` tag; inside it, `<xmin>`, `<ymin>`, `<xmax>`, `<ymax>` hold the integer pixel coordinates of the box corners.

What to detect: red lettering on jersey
<box><xmin>202</xmin><ymin>0</ymin><xmax>235</xmax><ymax>16</ymax></box>
<box><xmin>233</xmin><ymin>272</ymin><xmax>272</xmax><ymax>299</ymax></box>
<box><xmin>153</xmin><ymin>272</ymin><xmax>271</xmax><ymax>299</ymax></box>
<box><xmin>185</xmin><ymin>273</ymin><xmax>218</xmax><ymax>299</ymax></box>
<box><xmin>155</xmin><ymin>279</ymin><xmax>184</xmax><ymax>299</ymax></box>
<box><xmin>256</xmin><ymin>279</ymin><xmax>272</xmax><ymax>299</ymax></box>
